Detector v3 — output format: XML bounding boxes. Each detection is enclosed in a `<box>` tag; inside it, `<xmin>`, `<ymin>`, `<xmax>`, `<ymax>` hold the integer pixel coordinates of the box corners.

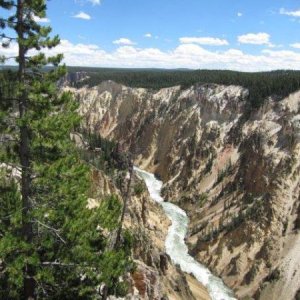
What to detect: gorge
<box><xmin>65</xmin><ymin>76</ymin><xmax>300</xmax><ymax>300</ymax></box>
<box><xmin>134</xmin><ymin>166</ymin><xmax>236</xmax><ymax>300</ymax></box>
<box><xmin>1</xmin><ymin>1</ymin><xmax>300</xmax><ymax>298</ymax></box>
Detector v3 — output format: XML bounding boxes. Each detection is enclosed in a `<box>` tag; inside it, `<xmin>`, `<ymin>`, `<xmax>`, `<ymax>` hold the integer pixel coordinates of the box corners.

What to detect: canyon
<box><xmin>66</xmin><ymin>78</ymin><xmax>300</xmax><ymax>300</ymax></box>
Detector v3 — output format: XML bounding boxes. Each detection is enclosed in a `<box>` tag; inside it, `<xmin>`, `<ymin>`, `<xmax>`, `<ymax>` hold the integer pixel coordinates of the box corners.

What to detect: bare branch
<box><xmin>40</xmin><ymin>261</ymin><xmax>100</xmax><ymax>269</ymax></box>
<box><xmin>34</xmin><ymin>278</ymin><xmax>47</xmax><ymax>297</ymax></box>
<box><xmin>0</xmin><ymin>34</ymin><xmax>17</xmax><ymax>40</ymax></box>
<box><xmin>41</xmin><ymin>262</ymin><xmax>76</xmax><ymax>267</ymax></box>
<box><xmin>33</xmin><ymin>220</ymin><xmax>67</xmax><ymax>244</ymax></box>
<box><xmin>1</xmin><ymin>56</ymin><xmax>18</xmax><ymax>60</ymax></box>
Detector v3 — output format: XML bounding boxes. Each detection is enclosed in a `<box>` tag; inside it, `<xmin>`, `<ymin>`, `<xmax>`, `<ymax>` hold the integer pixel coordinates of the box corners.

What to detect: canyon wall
<box><xmin>67</xmin><ymin>80</ymin><xmax>300</xmax><ymax>299</ymax></box>
<box><xmin>88</xmin><ymin>161</ymin><xmax>209</xmax><ymax>299</ymax></box>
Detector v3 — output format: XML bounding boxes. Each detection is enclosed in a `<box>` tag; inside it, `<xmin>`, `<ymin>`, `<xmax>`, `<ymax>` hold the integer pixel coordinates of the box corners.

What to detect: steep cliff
<box><xmin>87</xmin><ymin>158</ymin><xmax>209</xmax><ymax>299</ymax></box>
<box><xmin>67</xmin><ymin>80</ymin><xmax>300</xmax><ymax>299</ymax></box>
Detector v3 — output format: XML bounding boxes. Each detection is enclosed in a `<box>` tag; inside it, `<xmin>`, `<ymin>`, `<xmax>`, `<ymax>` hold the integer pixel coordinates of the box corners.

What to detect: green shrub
<box><xmin>198</xmin><ymin>193</ymin><xmax>208</xmax><ymax>207</ymax></box>
<box><xmin>134</xmin><ymin>182</ymin><xmax>145</xmax><ymax>196</ymax></box>
<box><xmin>265</xmin><ymin>268</ymin><xmax>281</xmax><ymax>282</ymax></box>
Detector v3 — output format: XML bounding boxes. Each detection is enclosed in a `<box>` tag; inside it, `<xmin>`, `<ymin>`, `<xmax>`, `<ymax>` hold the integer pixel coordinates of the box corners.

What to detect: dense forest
<box><xmin>67</xmin><ymin>67</ymin><xmax>300</xmax><ymax>108</ymax></box>
<box><xmin>2</xmin><ymin>67</ymin><xmax>300</xmax><ymax>108</ymax></box>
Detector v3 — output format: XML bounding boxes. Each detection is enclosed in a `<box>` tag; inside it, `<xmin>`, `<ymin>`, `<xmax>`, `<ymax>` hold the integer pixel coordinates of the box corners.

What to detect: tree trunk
<box><xmin>100</xmin><ymin>283</ymin><xmax>108</xmax><ymax>300</ymax></box>
<box><xmin>17</xmin><ymin>0</ymin><xmax>35</xmax><ymax>298</ymax></box>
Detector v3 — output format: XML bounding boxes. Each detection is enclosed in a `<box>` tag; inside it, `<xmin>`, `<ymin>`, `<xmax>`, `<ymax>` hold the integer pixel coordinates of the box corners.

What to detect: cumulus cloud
<box><xmin>113</xmin><ymin>38</ymin><xmax>135</xmax><ymax>45</ymax></box>
<box><xmin>88</xmin><ymin>0</ymin><xmax>101</xmax><ymax>5</ymax></box>
<box><xmin>73</xmin><ymin>12</ymin><xmax>91</xmax><ymax>20</ymax></box>
<box><xmin>179</xmin><ymin>37</ymin><xmax>229</xmax><ymax>46</ymax></box>
<box><xmin>279</xmin><ymin>8</ymin><xmax>300</xmax><ymax>17</ymax></box>
<box><xmin>238</xmin><ymin>32</ymin><xmax>271</xmax><ymax>45</ymax></box>
<box><xmin>290</xmin><ymin>43</ymin><xmax>300</xmax><ymax>49</ymax></box>
<box><xmin>32</xmin><ymin>15</ymin><xmax>50</xmax><ymax>23</ymax></box>
<box><xmin>75</xmin><ymin>0</ymin><xmax>101</xmax><ymax>5</ymax></box>
<box><xmin>144</xmin><ymin>33</ymin><xmax>152</xmax><ymax>38</ymax></box>
<box><xmin>3</xmin><ymin>40</ymin><xmax>300</xmax><ymax>71</ymax></box>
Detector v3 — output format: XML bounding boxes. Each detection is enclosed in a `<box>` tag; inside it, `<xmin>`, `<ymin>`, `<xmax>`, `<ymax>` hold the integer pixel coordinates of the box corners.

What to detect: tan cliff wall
<box><xmin>67</xmin><ymin>81</ymin><xmax>300</xmax><ymax>299</ymax></box>
<box><xmin>89</xmin><ymin>167</ymin><xmax>210</xmax><ymax>300</ymax></box>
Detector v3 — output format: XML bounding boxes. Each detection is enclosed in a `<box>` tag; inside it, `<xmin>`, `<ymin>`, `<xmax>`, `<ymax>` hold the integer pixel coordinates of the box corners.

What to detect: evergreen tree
<box><xmin>0</xmin><ymin>1</ymin><xmax>132</xmax><ymax>299</ymax></box>
<box><xmin>69</xmin><ymin>67</ymin><xmax>300</xmax><ymax>109</ymax></box>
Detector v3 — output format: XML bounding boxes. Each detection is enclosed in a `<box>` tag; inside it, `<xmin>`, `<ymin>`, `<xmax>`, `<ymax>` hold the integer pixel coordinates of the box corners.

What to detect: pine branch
<box><xmin>1</xmin><ymin>56</ymin><xmax>18</xmax><ymax>60</ymax></box>
<box><xmin>0</xmin><ymin>33</ymin><xmax>17</xmax><ymax>40</ymax></box>
<box><xmin>0</xmin><ymin>18</ymin><xmax>17</xmax><ymax>25</ymax></box>
<box><xmin>0</xmin><ymin>207</ymin><xmax>26</xmax><ymax>221</ymax></box>
<box><xmin>0</xmin><ymin>1</ymin><xmax>16</xmax><ymax>10</ymax></box>
<box><xmin>33</xmin><ymin>220</ymin><xmax>67</xmax><ymax>244</ymax></box>
<box><xmin>34</xmin><ymin>278</ymin><xmax>47</xmax><ymax>297</ymax></box>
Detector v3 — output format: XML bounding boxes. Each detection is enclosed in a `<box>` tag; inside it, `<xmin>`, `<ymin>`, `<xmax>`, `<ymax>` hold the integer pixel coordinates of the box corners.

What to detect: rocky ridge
<box><xmin>66</xmin><ymin>80</ymin><xmax>300</xmax><ymax>299</ymax></box>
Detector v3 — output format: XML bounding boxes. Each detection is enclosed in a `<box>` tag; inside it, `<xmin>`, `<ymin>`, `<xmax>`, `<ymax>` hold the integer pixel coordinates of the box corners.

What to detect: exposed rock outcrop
<box><xmin>68</xmin><ymin>81</ymin><xmax>300</xmax><ymax>299</ymax></box>
<box><xmin>90</xmin><ymin>166</ymin><xmax>209</xmax><ymax>299</ymax></box>
<box><xmin>59</xmin><ymin>71</ymin><xmax>89</xmax><ymax>88</ymax></box>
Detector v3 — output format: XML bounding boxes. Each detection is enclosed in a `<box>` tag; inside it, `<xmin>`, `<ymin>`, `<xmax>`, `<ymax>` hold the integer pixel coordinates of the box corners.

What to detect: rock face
<box><xmin>68</xmin><ymin>81</ymin><xmax>300</xmax><ymax>299</ymax></box>
<box><xmin>90</xmin><ymin>167</ymin><xmax>208</xmax><ymax>300</ymax></box>
<box><xmin>125</xmin><ymin>175</ymin><xmax>197</xmax><ymax>300</ymax></box>
<box><xmin>59</xmin><ymin>71</ymin><xmax>89</xmax><ymax>88</ymax></box>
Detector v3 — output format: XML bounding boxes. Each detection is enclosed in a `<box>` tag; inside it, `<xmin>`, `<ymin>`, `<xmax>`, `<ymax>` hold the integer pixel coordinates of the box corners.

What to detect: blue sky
<box><xmin>2</xmin><ymin>0</ymin><xmax>300</xmax><ymax>70</ymax></box>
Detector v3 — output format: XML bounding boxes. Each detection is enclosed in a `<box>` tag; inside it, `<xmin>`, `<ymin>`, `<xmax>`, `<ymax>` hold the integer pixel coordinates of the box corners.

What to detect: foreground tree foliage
<box><xmin>0</xmin><ymin>1</ymin><xmax>132</xmax><ymax>299</ymax></box>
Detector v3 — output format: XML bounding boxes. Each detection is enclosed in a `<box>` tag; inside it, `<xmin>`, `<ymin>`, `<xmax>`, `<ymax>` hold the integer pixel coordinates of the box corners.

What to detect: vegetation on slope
<box><xmin>68</xmin><ymin>67</ymin><xmax>300</xmax><ymax>108</ymax></box>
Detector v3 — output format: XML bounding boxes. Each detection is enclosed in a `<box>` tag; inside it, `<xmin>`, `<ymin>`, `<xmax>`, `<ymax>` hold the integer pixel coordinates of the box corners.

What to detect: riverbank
<box><xmin>134</xmin><ymin>167</ymin><xmax>236</xmax><ymax>300</ymax></box>
<box><xmin>186</xmin><ymin>274</ymin><xmax>212</xmax><ymax>300</ymax></box>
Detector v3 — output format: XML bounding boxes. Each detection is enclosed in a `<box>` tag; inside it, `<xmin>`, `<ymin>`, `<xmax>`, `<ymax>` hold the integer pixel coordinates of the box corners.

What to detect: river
<box><xmin>134</xmin><ymin>167</ymin><xmax>236</xmax><ymax>300</ymax></box>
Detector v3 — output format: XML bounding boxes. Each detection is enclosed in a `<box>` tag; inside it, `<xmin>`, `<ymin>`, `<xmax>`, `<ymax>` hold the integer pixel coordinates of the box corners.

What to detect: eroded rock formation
<box><xmin>67</xmin><ymin>80</ymin><xmax>300</xmax><ymax>300</ymax></box>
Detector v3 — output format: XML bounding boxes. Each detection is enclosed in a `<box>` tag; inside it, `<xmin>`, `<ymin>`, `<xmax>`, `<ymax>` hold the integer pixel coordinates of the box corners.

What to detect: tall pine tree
<box><xmin>0</xmin><ymin>1</ymin><xmax>132</xmax><ymax>299</ymax></box>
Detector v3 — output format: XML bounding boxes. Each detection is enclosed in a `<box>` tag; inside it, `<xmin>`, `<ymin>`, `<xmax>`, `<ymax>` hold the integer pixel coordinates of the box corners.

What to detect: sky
<box><xmin>1</xmin><ymin>0</ymin><xmax>300</xmax><ymax>71</ymax></box>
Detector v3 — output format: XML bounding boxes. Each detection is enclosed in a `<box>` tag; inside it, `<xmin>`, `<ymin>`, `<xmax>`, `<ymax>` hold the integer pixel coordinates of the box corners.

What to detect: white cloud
<box><xmin>238</xmin><ymin>32</ymin><xmax>271</xmax><ymax>45</ymax></box>
<box><xmin>279</xmin><ymin>8</ymin><xmax>300</xmax><ymax>17</ymax></box>
<box><xmin>75</xmin><ymin>0</ymin><xmax>101</xmax><ymax>5</ymax></box>
<box><xmin>144</xmin><ymin>33</ymin><xmax>152</xmax><ymax>38</ymax></box>
<box><xmin>73</xmin><ymin>11</ymin><xmax>91</xmax><ymax>20</ymax></box>
<box><xmin>179</xmin><ymin>37</ymin><xmax>229</xmax><ymax>46</ymax></box>
<box><xmin>88</xmin><ymin>0</ymin><xmax>101</xmax><ymax>5</ymax></box>
<box><xmin>3</xmin><ymin>39</ymin><xmax>300</xmax><ymax>72</ymax></box>
<box><xmin>32</xmin><ymin>15</ymin><xmax>50</xmax><ymax>23</ymax></box>
<box><xmin>50</xmin><ymin>41</ymin><xmax>300</xmax><ymax>71</ymax></box>
<box><xmin>237</xmin><ymin>12</ymin><xmax>243</xmax><ymax>17</ymax></box>
<box><xmin>290</xmin><ymin>43</ymin><xmax>300</xmax><ymax>49</ymax></box>
<box><xmin>113</xmin><ymin>38</ymin><xmax>135</xmax><ymax>45</ymax></box>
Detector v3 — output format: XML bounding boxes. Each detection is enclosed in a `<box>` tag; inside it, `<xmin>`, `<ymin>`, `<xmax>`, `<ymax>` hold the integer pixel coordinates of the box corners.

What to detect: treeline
<box><xmin>2</xmin><ymin>67</ymin><xmax>300</xmax><ymax>108</ymax></box>
<box><xmin>67</xmin><ymin>67</ymin><xmax>300</xmax><ymax>108</ymax></box>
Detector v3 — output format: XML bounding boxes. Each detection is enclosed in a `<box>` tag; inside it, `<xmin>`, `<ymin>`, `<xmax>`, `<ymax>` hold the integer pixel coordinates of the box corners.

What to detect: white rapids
<box><xmin>134</xmin><ymin>166</ymin><xmax>236</xmax><ymax>300</ymax></box>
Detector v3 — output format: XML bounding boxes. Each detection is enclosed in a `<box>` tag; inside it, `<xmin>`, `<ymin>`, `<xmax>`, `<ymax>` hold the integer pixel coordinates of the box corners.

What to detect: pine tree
<box><xmin>0</xmin><ymin>1</ymin><xmax>132</xmax><ymax>299</ymax></box>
